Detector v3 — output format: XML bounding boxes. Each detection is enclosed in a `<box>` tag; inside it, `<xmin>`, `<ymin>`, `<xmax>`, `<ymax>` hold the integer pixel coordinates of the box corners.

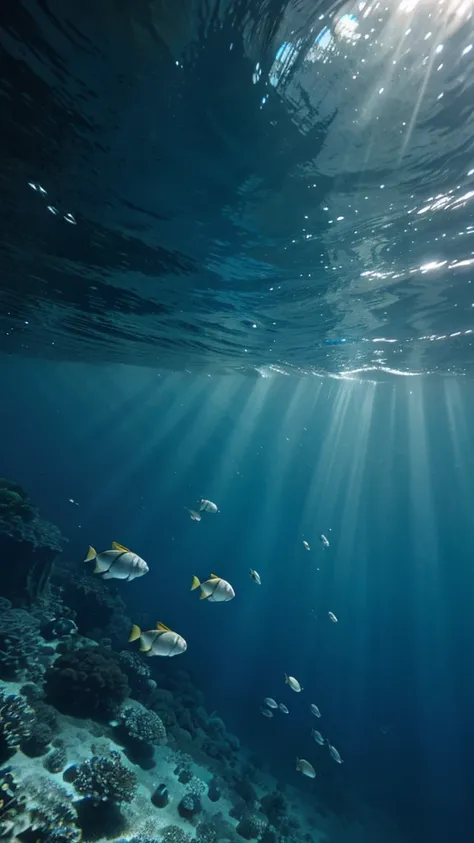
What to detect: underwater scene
<box><xmin>1</xmin><ymin>2</ymin><xmax>474</xmax><ymax>843</ymax></box>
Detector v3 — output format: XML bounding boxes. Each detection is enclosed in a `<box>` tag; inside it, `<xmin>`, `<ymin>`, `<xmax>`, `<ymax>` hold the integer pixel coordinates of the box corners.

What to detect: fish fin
<box><xmin>85</xmin><ymin>546</ymin><xmax>97</xmax><ymax>562</ymax></box>
<box><xmin>284</xmin><ymin>674</ymin><xmax>289</xmax><ymax>684</ymax></box>
<box><xmin>191</xmin><ymin>576</ymin><xmax>201</xmax><ymax>591</ymax></box>
<box><xmin>112</xmin><ymin>541</ymin><xmax>130</xmax><ymax>552</ymax></box>
<box><xmin>210</xmin><ymin>573</ymin><xmax>220</xmax><ymax>579</ymax></box>
<box><xmin>93</xmin><ymin>562</ymin><xmax>103</xmax><ymax>574</ymax></box>
<box><xmin>129</xmin><ymin>624</ymin><xmax>141</xmax><ymax>643</ymax></box>
<box><xmin>199</xmin><ymin>591</ymin><xmax>209</xmax><ymax>600</ymax></box>
<box><xmin>101</xmin><ymin>571</ymin><xmax>115</xmax><ymax>579</ymax></box>
<box><xmin>139</xmin><ymin>644</ymin><xmax>151</xmax><ymax>652</ymax></box>
<box><xmin>156</xmin><ymin>622</ymin><xmax>171</xmax><ymax>631</ymax></box>
<box><xmin>146</xmin><ymin>650</ymin><xmax>154</xmax><ymax>656</ymax></box>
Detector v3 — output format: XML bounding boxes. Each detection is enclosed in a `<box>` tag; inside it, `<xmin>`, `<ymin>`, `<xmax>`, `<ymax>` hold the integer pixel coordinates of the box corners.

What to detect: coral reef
<box><xmin>43</xmin><ymin>745</ymin><xmax>68</xmax><ymax>773</ymax></box>
<box><xmin>0</xmin><ymin>479</ymin><xmax>63</xmax><ymax>604</ymax></box>
<box><xmin>178</xmin><ymin>791</ymin><xmax>202</xmax><ymax>820</ymax></box>
<box><xmin>44</xmin><ymin>646</ymin><xmax>129</xmax><ymax>717</ymax></box>
<box><xmin>151</xmin><ymin>783</ymin><xmax>169</xmax><ymax>808</ymax></box>
<box><xmin>161</xmin><ymin>826</ymin><xmax>192</xmax><ymax>843</ymax></box>
<box><xmin>118</xmin><ymin>650</ymin><xmax>156</xmax><ymax>699</ymax></box>
<box><xmin>56</xmin><ymin>567</ymin><xmax>131</xmax><ymax>647</ymax></box>
<box><xmin>0</xmin><ymin>691</ymin><xmax>35</xmax><ymax>759</ymax></box>
<box><xmin>71</xmin><ymin>750</ymin><xmax>138</xmax><ymax>803</ymax></box>
<box><xmin>236</xmin><ymin>813</ymin><xmax>268</xmax><ymax>840</ymax></box>
<box><xmin>0</xmin><ymin>768</ymin><xmax>80</xmax><ymax>843</ymax></box>
<box><xmin>0</xmin><ymin>607</ymin><xmax>42</xmax><ymax>679</ymax></box>
<box><xmin>118</xmin><ymin>702</ymin><xmax>166</xmax><ymax>744</ymax></box>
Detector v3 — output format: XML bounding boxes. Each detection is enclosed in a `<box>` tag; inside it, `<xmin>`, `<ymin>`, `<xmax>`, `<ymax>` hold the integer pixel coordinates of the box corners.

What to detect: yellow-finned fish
<box><xmin>85</xmin><ymin>543</ymin><xmax>149</xmax><ymax>581</ymax></box>
<box><xmin>129</xmin><ymin>621</ymin><xmax>187</xmax><ymax>657</ymax></box>
<box><xmin>191</xmin><ymin>573</ymin><xmax>235</xmax><ymax>602</ymax></box>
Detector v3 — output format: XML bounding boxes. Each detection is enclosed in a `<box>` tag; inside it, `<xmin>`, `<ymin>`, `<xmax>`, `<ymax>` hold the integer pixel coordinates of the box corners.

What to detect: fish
<box><xmin>264</xmin><ymin>698</ymin><xmax>278</xmax><ymax>709</ymax></box>
<box><xmin>285</xmin><ymin>674</ymin><xmax>303</xmax><ymax>692</ymax></box>
<box><xmin>129</xmin><ymin>621</ymin><xmax>187</xmax><ymax>657</ymax></box>
<box><xmin>296</xmin><ymin>758</ymin><xmax>316</xmax><ymax>778</ymax></box>
<box><xmin>310</xmin><ymin>704</ymin><xmax>321</xmax><ymax>718</ymax></box>
<box><xmin>320</xmin><ymin>534</ymin><xmax>330</xmax><ymax>548</ymax></box>
<box><xmin>260</xmin><ymin>707</ymin><xmax>273</xmax><ymax>718</ymax></box>
<box><xmin>278</xmin><ymin>703</ymin><xmax>289</xmax><ymax>714</ymax></box>
<box><xmin>311</xmin><ymin>729</ymin><xmax>325</xmax><ymax>746</ymax></box>
<box><xmin>186</xmin><ymin>508</ymin><xmax>201</xmax><ymax>521</ymax></box>
<box><xmin>85</xmin><ymin>543</ymin><xmax>149</xmax><ymax>581</ymax></box>
<box><xmin>303</xmin><ymin>540</ymin><xmax>311</xmax><ymax>551</ymax></box>
<box><xmin>249</xmin><ymin>569</ymin><xmax>261</xmax><ymax>584</ymax></box>
<box><xmin>199</xmin><ymin>499</ymin><xmax>218</xmax><ymax>513</ymax></box>
<box><xmin>328</xmin><ymin>611</ymin><xmax>338</xmax><ymax>623</ymax></box>
<box><xmin>328</xmin><ymin>743</ymin><xmax>343</xmax><ymax>763</ymax></box>
<box><xmin>191</xmin><ymin>573</ymin><xmax>235</xmax><ymax>602</ymax></box>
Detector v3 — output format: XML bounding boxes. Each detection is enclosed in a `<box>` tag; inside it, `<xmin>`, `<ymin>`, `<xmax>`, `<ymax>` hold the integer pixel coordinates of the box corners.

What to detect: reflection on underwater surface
<box><xmin>2</xmin><ymin>0</ymin><xmax>474</xmax><ymax>377</ymax></box>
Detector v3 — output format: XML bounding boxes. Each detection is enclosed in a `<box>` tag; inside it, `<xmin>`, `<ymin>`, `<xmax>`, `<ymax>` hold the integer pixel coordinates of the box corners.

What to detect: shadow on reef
<box><xmin>0</xmin><ymin>479</ymin><xmax>370</xmax><ymax>843</ymax></box>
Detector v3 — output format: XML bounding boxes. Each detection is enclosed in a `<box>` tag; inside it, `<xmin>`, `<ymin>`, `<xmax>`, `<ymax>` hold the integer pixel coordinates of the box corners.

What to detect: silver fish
<box><xmin>85</xmin><ymin>543</ymin><xmax>149</xmax><ymax>581</ymax></box>
<box><xmin>303</xmin><ymin>540</ymin><xmax>311</xmax><ymax>551</ymax></box>
<box><xmin>129</xmin><ymin>621</ymin><xmax>187</xmax><ymax>657</ymax></box>
<box><xmin>249</xmin><ymin>569</ymin><xmax>261</xmax><ymax>584</ymax></box>
<box><xmin>328</xmin><ymin>743</ymin><xmax>343</xmax><ymax>763</ymax></box>
<box><xmin>279</xmin><ymin>703</ymin><xmax>289</xmax><ymax>714</ymax></box>
<box><xmin>264</xmin><ymin>697</ymin><xmax>278</xmax><ymax>709</ymax></box>
<box><xmin>320</xmin><ymin>534</ymin><xmax>330</xmax><ymax>548</ymax></box>
<box><xmin>186</xmin><ymin>507</ymin><xmax>201</xmax><ymax>521</ymax></box>
<box><xmin>312</xmin><ymin>729</ymin><xmax>325</xmax><ymax>746</ymax></box>
<box><xmin>260</xmin><ymin>707</ymin><xmax>273</xmax><ymax>718</ymax></box>
<box><xmin>328</xmin><ymin>611</ymin><xmax>338</xmax><ymax>623</ymax></box>
<box><xmin>191</xmin><ymin>573</ymin><xmax>235</xmax><ymax>602</ymax></box>
<box><xmin>199</xmin><ymin>499</ymin><xmax>218</xmax><ymax>513</ymax></box>
<box><xmin>296</xmin><ymin>758</ymin><xmax>316</xmax><ymax>778</ymax></box>
<box><xmin>285</xmin><ymin>674</ymin><xmax>303</xmax><ymax>692</ymax></box>
<box><xmin>311</xmin><ymin>703</ymin><xmax>321</xmax><ymax>718</ymax></box>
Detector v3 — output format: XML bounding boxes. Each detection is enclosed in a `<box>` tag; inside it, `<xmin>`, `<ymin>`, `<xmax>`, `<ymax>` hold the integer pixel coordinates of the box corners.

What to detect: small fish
<box><xmin>260</xmin><ymin>707</ymin><xmax>273</xmax><ymax>718</ymax></box>
<box><xmin>303</xmin><ymin>540</ymin><xmax>311</xmax><ymax>551</ymax></box>
<box><xmin>320</xmin><ymin>534</ymin><xmax>330</xmax><ymax>548</ymax></box>
<box><xmin>285</xmin><ymin>674</ymin><xmax>303</xmax><ymax>692</ymax></box>
<box><xmin>186</xmin><ymin>508</ymin><xmax>201</xmax><ymax>521</ymax></box>
<box><xmin>199</xmin><ymin>499</ymin><xmax>218</xmax><ymax>513</ymax></box>
<box><xmin>328</xmin><ymin>743</ymin><xmax>343</xmax><ymax>763</ymax></box>
<box><xmin>264</xmin><ymin>697</ymin><xmax>278</xmax><ymax>709</ymax></box>
<box><xmin>310</xmin><ymin>704</ymin><xmax>321</xmax><ymax>718</ymax></box>
<box><xmin>85</xmin><ymin>543</ymin><xmax>149</xmax><ymax>581</ymax></box>
<box><xmin>312</xmin><ymin>729</ymin><xmax>325</xmax><ymax>746</ymax></box>
<box><xmin>296</xmin><ymin>758</ymin><xmax>316</xmax><ymax>778</ymax></box>
<box><xmin>41</xmin><ymin>617</ymin><xmax>78</xmax><ymax>639</ymax></box>
<box><xmin>129</xmin><ymin>622</ymin><xmax>187</xmax><ymax>657</ymax></box>
<box><xmin>249</xmin><ymin>569</ymin><xmax>261</xmax><ymax>584</ymax></box>
<box><xmin>328</xmin><ymin>611</ymin><xmax>338</xmax><ymax>623</ymax></box>
<box><xmin>279</xmin><ymin>703</ymin><xmax>289</xmax><ymax>714</ymax></box>
<box><xmin>191</xmin><ymin>573</ymin><xmax>235</xmax><ymax>602</ymax></box>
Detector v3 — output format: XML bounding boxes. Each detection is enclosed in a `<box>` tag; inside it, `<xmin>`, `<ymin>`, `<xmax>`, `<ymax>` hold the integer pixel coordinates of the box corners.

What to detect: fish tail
<box><xmin>129</xmin><ymin>624</ymin><xmax>141</xmax><ymax>643</ymax></box>
<box><xmin>84</xmin><ymin>546</ymin><xmax>97</xmax><ymax>563</ymax></box>
<box><xmin>284</xmin><ymin>674</ymin><xmax>289</xmax><ymax>684</ymax></box>
<box><xmin>191</xmin><ymin>575</ymin><xmax>201</xmax><ymax>591</ymax></box>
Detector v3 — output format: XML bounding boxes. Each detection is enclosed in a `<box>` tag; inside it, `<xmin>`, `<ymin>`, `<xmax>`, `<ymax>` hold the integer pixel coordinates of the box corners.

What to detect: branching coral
<box><xmin>44</xmin><ymin>646</ymin><xmax>129</xmax><ymax>717</ymax></box>
<box><xmin>161</xmin><ymin>826</ymin><xmax>192</xmax><ymax>843</ymax></box>
<box><xmin>72</xmin><ymin>750</ymin><xmax>138</xmax><ymax>803</ymax></box>
<box><xmin>0</xmin><ymin>691</ymin><xmax>35</xmax><ymax>758</ymax></box>
<box><xmin>0</xmin><ymin>769</ymin><xmax>80</xmax><ymax>843</ymax></box>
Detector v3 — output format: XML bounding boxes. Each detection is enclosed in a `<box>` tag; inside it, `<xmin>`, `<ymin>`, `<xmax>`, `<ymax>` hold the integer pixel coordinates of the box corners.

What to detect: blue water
<box><xmin>1</xmin><ymin>358</ymin><xmax>474</xmax><ymax>841</ymax></box>
<box><xmin>2</xmin><ymin>1</ymin><xmax>474</xmax><ymax>842</ymax></box>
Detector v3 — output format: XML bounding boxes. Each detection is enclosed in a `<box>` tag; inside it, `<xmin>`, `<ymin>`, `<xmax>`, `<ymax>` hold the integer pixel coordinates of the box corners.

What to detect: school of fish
<box><xmin>85</xmin><ymin>504</ymin><xmax>343</xmax><ymax>780</ymax></box>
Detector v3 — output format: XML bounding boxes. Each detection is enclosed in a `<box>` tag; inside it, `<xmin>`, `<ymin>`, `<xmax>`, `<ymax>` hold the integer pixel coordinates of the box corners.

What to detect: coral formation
<box><xmin>118</xmin><ymin>702</ymin><xmax>166</xmax><ymax>744</ymax></box>
<box><xmin>44</xmin><ymin>646</ymin><xmax>129</xmax><ymax>717</ymax></box>
<box><xmin>178</xmin><ymin>791</ymin><xmax>202</xmax><ymax>820</ymax></box>
<box><xmin>44</xmin><ymin>745</ymin><xmax>68</xmax><ymax>773</ymax></box>
<box><xmin>0</xmin><ymin>479</ymin><xmax>63</xmax><ymax>604</ymax></box>
<box><xmin>0</xmin><ymin>691</ymin><xmax>35</xmax><ymax>759</ymax></box>
<box><xmin>161</xmin><ymin>825</ymin><xmax>192</xmax><ymax>843</ymax></box>
<box><xmin>0</xmin><ymin>608</ymin><xmax>42</xmax><ymax>679</ymax></box>
<box><xmin>0</xmin><ymin>768</ymin><xmax>80</xmax><ymax>843</ymax></box>
<box><xmin>151</xmin><ymin>783</ymin><xmax>169</xmax><ymax>808</ymax></box>
<box><xmin>236</xmin><ymin>813</ymin><xmax>268</xmax><ymax>840</ymax></box>
<box><xmin>71</xmin><ymin>750</ymin><xmax>138</xmax><ymax>803</ymax></box>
